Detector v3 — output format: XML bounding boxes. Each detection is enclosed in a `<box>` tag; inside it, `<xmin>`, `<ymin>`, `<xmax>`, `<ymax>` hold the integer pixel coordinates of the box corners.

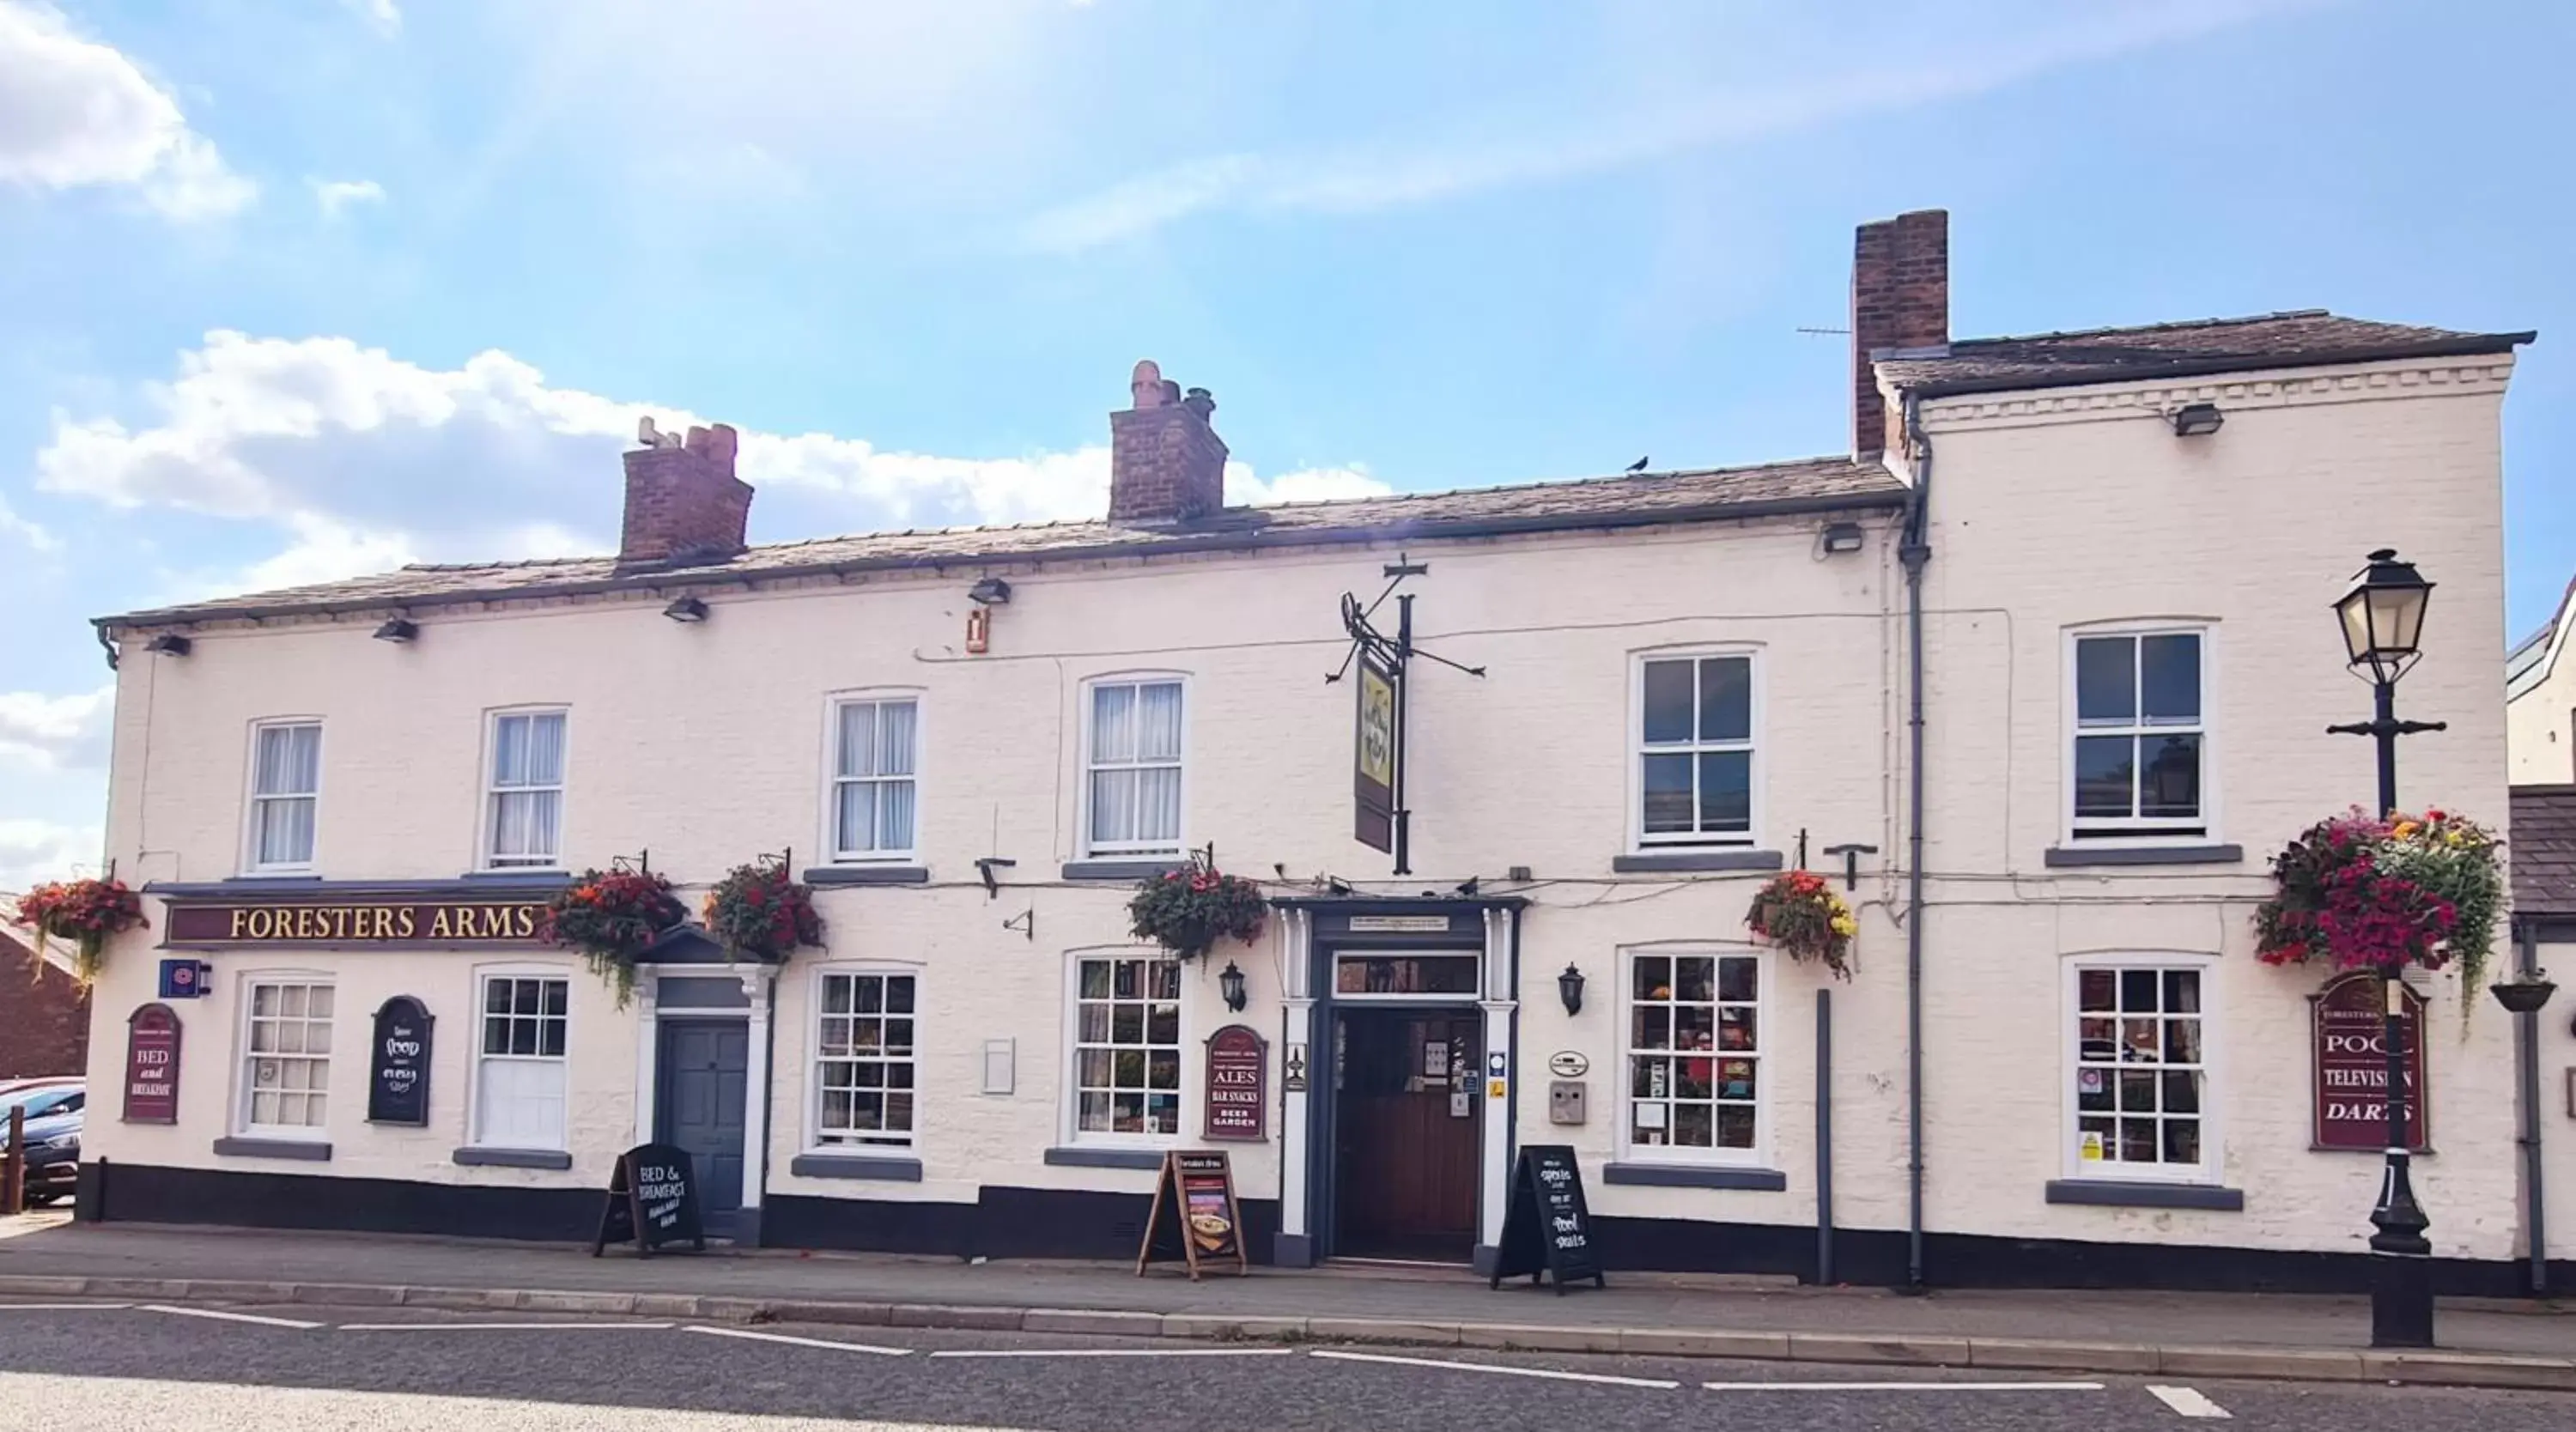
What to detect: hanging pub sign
<box><xmin>163</xmin><ymin>897</ymin><xmax>549</xmax><ymax>950</ymax></box>
<box><xmin>123</xmin><ymin>1003</ymin><xmax>182</xmax><ymax>1125</ymax></box>
<box><xmin>367</xmin><ymin>996</ymin><xmax>434</xmax><ymax>1126</ymax></box>
<box><xmin>2312</xmin><ymin>972</ymin><xmax>2429</xmax><ymax>1152</ymax></box>
<box><xmin>1203</xmin><ymin>1025</ymin><xmax>1267</xmax><ymax>1141</ymax></box>
<box><xmin>1489</xmin><ymin>1144</ymin><xmax>1604</xmax><ymax>1294</ymax></box>
<box><xmin>1353</xmin><ymin>651</ymin><xmax>1399</xmax><ymax>854</ymax></box>
<box><xmin>592</xmin><ymin>1143</ymin><xmax>705</xmax><ymax>1257</ymax></box>
<box><xmin>1136</xmin><ymin>1150</ymin><xmax>1249</xmax><ymax>1280</ymax></box>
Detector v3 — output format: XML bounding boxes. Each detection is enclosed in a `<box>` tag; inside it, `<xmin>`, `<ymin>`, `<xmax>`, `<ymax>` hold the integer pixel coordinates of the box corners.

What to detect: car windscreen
<box><xmin>2</xmin><ymin>1088</ymin><xmax>82</xmax><ymax>1120</ymax></box>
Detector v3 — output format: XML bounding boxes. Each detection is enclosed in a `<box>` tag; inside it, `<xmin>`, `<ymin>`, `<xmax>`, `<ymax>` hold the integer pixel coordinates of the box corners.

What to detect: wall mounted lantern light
<box><xmin>145</xmin><ymin>634</ymin><xmax>192</xmax><ymax>657</ymax></box>
<box><xmin>373</xmin><ymin>618</ymin><xmax>419</xmax><ymax>643</ymax></box>
<box><xmin>2169</xmin><ymin>402</ymin><xmax>2225</xmax><ymax>437</ymax></box>
<box><xmin>1820</xmin><ymin>521</ymin><xmax>1866</xmax><ymax>555</ymax></box>
<box><xmin>1558</xmin><ymin>963</ymin><xmax>1586</xmax><ymax>1016</ymax></box>
<box><xmin>969</xmin><ymin>577</ymin><xmax>1013</xmax><ymax>605</ymax></box>
<box><xmin>662</xmin><ymin>596</ymin><xmax>709</xmax><ymax>623</ymax></box>
<box><xmin>1218</xmin><ymin>961</ymin><xmax>1249</xmax><ymax>1013</ymax></box>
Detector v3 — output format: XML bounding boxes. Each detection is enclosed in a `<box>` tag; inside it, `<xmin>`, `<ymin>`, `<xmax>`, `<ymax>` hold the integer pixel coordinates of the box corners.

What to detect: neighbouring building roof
<box><xmin>1877</xmin><ymin>311</ymin><xmax>2533</xmax><ymax>397</ymax></box>
<box><xmin>100</xmin><ymin>455</ymin><xmax>1907</xmax><ymax>628</ymax></box>
<box><xmin>2510</xmin><ymin>785</ymin><xmax>2576</xmax><ymax>918</ymax></box>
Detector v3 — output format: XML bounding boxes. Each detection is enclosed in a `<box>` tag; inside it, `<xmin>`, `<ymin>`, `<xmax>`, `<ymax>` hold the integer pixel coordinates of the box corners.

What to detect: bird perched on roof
<box><xmin>1625</xmin><ymin>456</ymin><xmax>1649</xmax><ymax>473</ymax></box>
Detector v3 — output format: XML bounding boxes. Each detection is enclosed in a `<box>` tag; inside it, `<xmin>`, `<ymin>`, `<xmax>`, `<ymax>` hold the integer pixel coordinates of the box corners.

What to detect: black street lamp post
<box><xmin>2325</xmin><ymin>549</ymin><xmax>2445</xmax><ymax>1350</ymax></box>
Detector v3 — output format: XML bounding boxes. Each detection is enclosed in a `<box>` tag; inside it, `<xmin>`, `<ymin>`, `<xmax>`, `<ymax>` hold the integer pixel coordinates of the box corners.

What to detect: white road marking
<box><xmin>337</xmin><ymin>1320</ymin><xmax>675</xmax><ymax>1332</ymax></box>
<box><xmin>0</xmin><ymin>1302</ymin><xmax>132</xmax><ymax>1311</ymax></box>
<box><xmin>683</xmin><ymin>1325</ymin><xmax>912</xmax><ymax>1356</ymax></box>
<box><xmin>929</xmin><ymin>1347</ymin><xmax>1297</xmax><ymax>1359</ymax></box>
<box><xmin>2148</xmin><ymin>1384</ymin><xmax>2233</xmax><ymax>1418</ymax></box>
<box><xmin>1310</xmin><ymin>1348</ymin><xmax>1681</xmax><ymax>1389</ymax></box>
<box><xmin>137</xmin><ymin>1304</ymin><xmax>319</xmax><ymax>1329</ymax></box>
<box><xmin>1703</xmin><ymin>1380</ymin><xmax>2107</xmax><ymax>1392</ymax></box>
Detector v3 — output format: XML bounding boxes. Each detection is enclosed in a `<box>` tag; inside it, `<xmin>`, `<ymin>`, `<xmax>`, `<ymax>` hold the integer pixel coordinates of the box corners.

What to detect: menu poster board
<box><xmin>1135</xmin><ymin>1150</ymin><xmax>1249</xmax><ymax>1280</ymax></box>
<box><xmin>122</xmin><ymin>1003</ymin><xmax>182</xmax><ymax>1125</ymax></box>
<box><xmin>1204</xmin><ymin>1025</ymin><xmax>1267</xmax><ymax>1141</ymax></box>
<box><xmin>367</xmin><ymin>996</ymin><xmax>434</xmax><ymax>1126</ymax></box>
<box><xmin>2312</xmin><ymin>972</ymin><xmax>2430</xmax><ymax>1152</ymax></box>
<box><xmin>1488</xmin><ymin>1144</ymin><xmax>1604</xmax><ymax>1294</ymax></box>
<box><xmin>592</xmin><ymin>1143</ymin><xmax>705</xmax><ymax>1258</ymax></box>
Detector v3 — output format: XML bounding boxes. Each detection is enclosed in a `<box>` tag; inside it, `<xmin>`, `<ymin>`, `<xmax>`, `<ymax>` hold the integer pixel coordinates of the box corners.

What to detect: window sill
<box><xmin>1042</xmin><ymin>1145</ymin><xmax>1167</xmax><ymax>1170</ymax></box>
<box><xmin>459</xmin><ymin>868</ymin><xmax>571</xmax><ymax>884</ymax></box>
<box><xmin>791</xmin><ymin>1152</ymin><xmax>924</xmax><ymax>1182</ymax></box>
<box><xmin>1612</xmin><ymin>849</ymin><xmax>1783</xmax><ymax>874</ymax></box>
<box><xmin>2044</xmin><ymin>1178</ymin><xmax>2243</xmax><ymax>1211</ymax></box>
<box><xmin>1060</xmin><ymin>859</ymin><xmax>1186</xmax><ymax>882</ymax></box>
<box><xmin>230</xmin><ymin>872</ymin><xmax>322</xmax><ymax>883</ymax></box>
<box><xmin>212</xmin><ymin>1137</ymin><xmax>331</xmax><ymax>1162</ymax></box>
<box><xmin>2044</xmin><ymin>844</ymin><xmax>2243</xmax><ymax>869</ymax></box>
<box><xmin>1603</xmin><ymin>1162</ymin><xmax>1787</xmax><ymax>1192</ymax></box>
<box><xmin>452</xmin><ymin>1146</ymin><xmax>573</xmax><ymax>1170</ymax></box>
<box><xmin>803</xmin><ymin>865</ymin><xmax>931</xmax><ymax>887</ymax></box>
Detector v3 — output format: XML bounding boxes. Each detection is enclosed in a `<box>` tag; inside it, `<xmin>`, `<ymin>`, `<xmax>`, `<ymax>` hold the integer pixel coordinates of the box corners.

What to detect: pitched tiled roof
<box><xmin>2511</xmin><ymin>786</ymin><xmax>2576</xmax><ymax>917</ymax></box>
<box><xmin>1877</xmin><ymin>311</ymin><xmax>2532</xmax><ymax>397</ymax></box>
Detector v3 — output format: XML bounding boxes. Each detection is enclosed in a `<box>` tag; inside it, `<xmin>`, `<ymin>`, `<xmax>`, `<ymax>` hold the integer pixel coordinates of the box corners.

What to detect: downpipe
<box><xmin>1899</xmin><ymin>396</ymin><xmax>1935</xmax><ymax>1292</ymax></box>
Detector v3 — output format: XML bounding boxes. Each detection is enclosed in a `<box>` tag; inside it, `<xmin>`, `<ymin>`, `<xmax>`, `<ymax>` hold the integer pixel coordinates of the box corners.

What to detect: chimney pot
<box><xmin>1109</xmin><ymin>360</ymin><xmax>1228</xmax><ymax>524</ymax></box>
<box><xmin>1850</xmin><ymin>209</ymin><xmax>1949</xmax><ymax>459</ymax></box>
<box><xmin>621</xmin><ymin>420</ymin><xmax>752</xmax><ymax>567</ymax></box>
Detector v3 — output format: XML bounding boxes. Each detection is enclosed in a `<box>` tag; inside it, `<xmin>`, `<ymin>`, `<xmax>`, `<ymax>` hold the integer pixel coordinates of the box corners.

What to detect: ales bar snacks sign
<box><xmin>1203</xmin><ymin>1025</ymin><xmax>1267</xmax><ymax>1141</ymax></box>
<box><xmin>166</xmin><ymin>898</ymin><xmax>546</xmax><ymax>949</ymax></box>
<box><xmin>2312</xmin><ymin>972</ymin><xmax>2429</xmax><ymax>1152</ymax></box>
<box><xmin>123</xmin><ymin>1002</ymin><xmax>182</xmax><ymax>1125</ymax></box>
<box><xmin>367</xmin><ymin>996</ymin><xmax>434</xmax><ymax>1126</ymax></box>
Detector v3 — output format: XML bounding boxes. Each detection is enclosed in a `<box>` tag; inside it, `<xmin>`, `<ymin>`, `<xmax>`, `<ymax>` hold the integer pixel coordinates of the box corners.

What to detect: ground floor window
<box><xmin>2071</xmin><ymin>961</ymin><xmax>2209</xmax><ymax>1175</ymax></box>
<box><xmin>1070</xmin><ymin>953</ymin><xmax>1181</xmax><ymax>1138</ymax></box>
<box><xmin>1625</xmin><ymin>950</ymin><xmax>1761</xmax><ymax>1156</ymax></box>
<box><xmin>476</xmin><ymin>974</ymin><xmax>568</xmax><ymax>1149</ymax></box>
<box><xmin>815</xmin><ymin>970</ymin><xmax>918</xmax><ymax>1147</ymax></box>
<box><xmin>240</xmin><ymin>980</ymin><xmax>334</xmax><ymax>1135</ymax></box>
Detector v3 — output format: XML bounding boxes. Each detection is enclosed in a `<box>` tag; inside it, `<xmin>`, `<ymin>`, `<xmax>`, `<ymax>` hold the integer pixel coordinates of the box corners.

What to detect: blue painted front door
<box><xmin>656</xmin><ymin>1019</ymin><xmax>748</xmax><ymax>1213</ymax></box>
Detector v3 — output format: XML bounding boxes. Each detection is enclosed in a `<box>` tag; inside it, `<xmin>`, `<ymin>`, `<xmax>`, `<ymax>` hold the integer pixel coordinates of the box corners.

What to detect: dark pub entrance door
<box><xmin>655</xmin><ymin>1019</ymin><xmax>748</xmax><ymax>1237</ymax></box>
<box><xmin>1332</xmin><ymin>1008</ymin><xmax>1482</xmax><ymax>1262</ymax></box>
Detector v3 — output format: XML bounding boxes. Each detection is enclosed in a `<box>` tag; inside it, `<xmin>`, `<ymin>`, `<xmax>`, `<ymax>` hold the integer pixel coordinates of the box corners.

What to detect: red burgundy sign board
<box><xmin>2312</xmin><ymin>972</ymin><xmax>2428</xmax><ymax>1152</ymax></box>
<box><xmin>1204</xmin><ymin>1024</ymin><xmax>1267</xmax><ymax>1141</ymax></box>
<box><xmin>123</xmin><ymin>1002</ymin><xmax>182</xmax><ymax>1125</ymax></box>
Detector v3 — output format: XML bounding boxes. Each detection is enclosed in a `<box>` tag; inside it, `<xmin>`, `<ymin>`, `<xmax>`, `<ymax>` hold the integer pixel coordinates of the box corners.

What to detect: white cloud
<box><xmin>0</xmin><ymin>494</ymin><xmax>56</xmax><ymax>551</ymax></box>
<box><xmin>39</xmin><ymin>331</ymin><xmax>1388</xmax><ymax>598</ymax></box>
<box><xmin>0</xmin><ymin>817</ymin><xmax>100</xmax><ymax>891</ymax></box>
<box><xmin>309</xmin><ymin>176</ymin><xmax>386</xmax><ymax>217</ymax></box>
<box><xmin>0</xmin><ymin>686</ymin><xmax>111</xmax><ymax>772</ymax></box>
<box><xmin>0</xmin><ymin>1</ymin><xmax>256</xmax><ymax>218</ymax></box>
<box><xmin>1021</xmin><ymin>0</ymin><xmax>2328</xmax><ymax>250</ymax></box>
<box><xmin>341</xmin><ymin>0</ymin><xmax>400</xmax><ymax>35</ymax></box>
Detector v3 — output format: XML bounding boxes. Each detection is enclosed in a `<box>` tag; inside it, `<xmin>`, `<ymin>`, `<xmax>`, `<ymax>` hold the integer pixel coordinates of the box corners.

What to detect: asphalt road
<box><xmin>0</xmin><ymin>1298</ymin><xmax>2567</xmax><ymax>1431</ymax></box>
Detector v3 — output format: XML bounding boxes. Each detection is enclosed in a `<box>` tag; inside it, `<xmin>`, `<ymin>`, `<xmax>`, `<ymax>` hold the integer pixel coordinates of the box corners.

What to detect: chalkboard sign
<box><xmin>366</xmin><ymin>996</ymin><xmax>434</xmax><ymax>1126</ymax></box>
<box><xmin>592</xmin><ymin>1143</ymin><xmax>705</xmax><ymax>1258</ymax></box>
<box><xmin>1136</xmin><ymin>1150</ymin><xmax>1249</xmax><ymax>1280</ymax></box>
<box><xmin>1488</xmin><ymin>1144</ymin><xmax>1603</xmax><ymax>1294</ymax></box>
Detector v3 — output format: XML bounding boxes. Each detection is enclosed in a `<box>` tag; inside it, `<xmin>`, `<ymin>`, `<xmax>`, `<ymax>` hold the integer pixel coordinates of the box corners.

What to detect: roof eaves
<box><xmin>1894</xmin><ymin>331</ymin><xmax>2536</xmax><ymax>400</ymax></box>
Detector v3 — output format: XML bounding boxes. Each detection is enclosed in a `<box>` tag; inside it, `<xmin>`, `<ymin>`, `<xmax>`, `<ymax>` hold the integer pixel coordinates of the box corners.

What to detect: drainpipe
<box><xmin>2514</xmin><ymin>918</ymin><xmax>2549</xmax><ymax>1295</ymax></box>
<box><xmin>1899</xmin><ymin>395</ymin><xmax>1935</xmax><ymax>1292</ymax></box>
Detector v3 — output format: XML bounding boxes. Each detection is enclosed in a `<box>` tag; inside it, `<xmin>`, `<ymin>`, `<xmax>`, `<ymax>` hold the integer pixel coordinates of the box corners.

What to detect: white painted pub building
<box><xmin>75</xmin><ymin>211</ymin><xmax>2569</xmax><ymax>1293</ymax></box>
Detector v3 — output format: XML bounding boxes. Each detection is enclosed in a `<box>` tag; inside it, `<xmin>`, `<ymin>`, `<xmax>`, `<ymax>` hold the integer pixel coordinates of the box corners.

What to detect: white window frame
<box><xmin>1629</xmin><ymin>647</ymin><xmax>1762</xmax><ymax>851</ymax></box>
<box><xmin>821</xmin><ymin>691</ymin><xmax>923</xmax><ymax>864</ymax></box>
<box><xmin>1078</xmin><ymin>673</ymin><xmax>1189</xmax><ymax>859</ymax></box>
<box><xmin>2063</xmin><ymin>624</ymin><xmax>2217</xmax><ymax>846</ymax></box>
<box><xmin>805</xmin><ymin>962</ymin><xmax>924</xmax><ymax>1152</ymax></box>
<box><xmin>465</xmin><ymin>965</ymin><xmax>573</xmax><ymax>1152</ymax></box>
<box><xmin>234</xmin><ymin>971</ymin><xmax>336</xmax><ymax>1141</ymax></box>
<box><xmin>2060</xmin><ymin>953</ymin><xmax>2221</xmax><ymax>1185</ymax></box>
<box><xmin>480</xmin><ymin>707</ymin><xmax>569</xmax><ymax>871</ymax></box>
<box><xmin>1613</xmin><ymin>943</ymin><xmax>1769</xmax><ymax>1168</ymax></box>
<box><xmin>240</xmin><ymin>718</ymin><xmax>324</xmax><ymax>875</ymax></box>
<box><xmin>1060</xmin><ymin>947</ymin><xmax>1187</xmax><ymax>1149</ymax></box>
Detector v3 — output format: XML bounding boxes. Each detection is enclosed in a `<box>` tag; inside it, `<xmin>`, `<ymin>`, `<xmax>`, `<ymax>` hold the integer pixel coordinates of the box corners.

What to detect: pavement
<box><xmin>3</xmin><ymin>1299</ymin><xmax>2575</xmax><ymax>1431</ymax></box>
<box><xmin>2</xmin><ymin>1211</ymin><xmax>2571</xmax><ymax>1393</ymax></box>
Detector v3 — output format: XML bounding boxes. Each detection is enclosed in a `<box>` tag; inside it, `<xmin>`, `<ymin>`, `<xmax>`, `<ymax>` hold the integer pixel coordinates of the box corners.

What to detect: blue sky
<box><xmin>0</xmin><ymin>0</ymin><xmax>2566</xmax><ymax>887</ymax></box>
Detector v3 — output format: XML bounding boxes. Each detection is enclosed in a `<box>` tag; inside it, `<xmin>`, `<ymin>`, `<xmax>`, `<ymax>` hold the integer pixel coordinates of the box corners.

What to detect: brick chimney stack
<box><xmin>1850</xmin><ymin>209</ymin><xmax>1949</xmax><ymax>459</ymax></box>
<box><xmin>1109</xmin><ymin>360</ymin><xmax>1228</xmax><ymax>523</ymax></box>
<box><xmin>620</xmin><ymin>421</ymin><xmax>752</xmax><ymax>567</ymax></box>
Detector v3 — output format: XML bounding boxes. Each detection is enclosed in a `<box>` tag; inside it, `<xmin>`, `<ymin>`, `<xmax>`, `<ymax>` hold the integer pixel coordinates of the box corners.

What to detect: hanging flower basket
<box><xmin>538</xmin><ymin>867</ymin><xmax>688</xmax><ymax>1005</ymax></box>
<box><xmin>2254</xmin><ymin>806</ymin><xmax>2503</xmax><ymax>998</ymax></box>
<box><xmin>1746</xmin><ymin>870</ymin><xmax>1857</xmax><ymax>979</ymax></box>
<box><xmin>702</xmin><ymin>859</ymin><xmax>824</xmax><ymax>962</ymax></box>
<box><xmin>16</xmin><ymin>877</ymin><xmax>147</xmax><ymax>986</ymax></box>
<box><xmin>1128</xmin><ymin>856</ymin><xmax>1267</xmax><ymax>961</ymax></box>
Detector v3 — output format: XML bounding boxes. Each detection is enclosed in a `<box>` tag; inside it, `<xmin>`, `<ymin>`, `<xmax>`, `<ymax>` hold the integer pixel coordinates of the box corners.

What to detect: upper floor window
<box><xmin>832</xmin><ymin>698</ymin><xmax>919</xmax><ymax>860</ymax></box>
<box><xmin>1085</xmin><ymin>679</ymin><xmax>1183</xmax><ymax>856</ymax></box>
<box><xmin>2071</xmin><ymin>630</ymin><xmax>2206</xmax><ymax>840</ymax></box>
<box><xmin>246</xmin><ymin>721</ymin><xmax>322</xmax><ymax>871</ymax></box>
<box><xmin>240</xmin><ymin>979</ymin><xmax>333</xmax><ymax>1138</ymax></box>
<box><xmin>1636</xmin><ymin>652</ymin><xmax>1756</xmax><ymax>846</ymax></box>
<box><xmin>484</xmin><ymin>710</ymin><xmax>567</xmax><ymax>869</ymax></box>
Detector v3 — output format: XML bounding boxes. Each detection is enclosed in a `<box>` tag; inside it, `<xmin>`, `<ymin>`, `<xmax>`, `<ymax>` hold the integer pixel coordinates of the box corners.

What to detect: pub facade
<box><xmin>74</xmin><ymin>211</ymin><xmax>2569</xmax><ymax>1293</ymax></box>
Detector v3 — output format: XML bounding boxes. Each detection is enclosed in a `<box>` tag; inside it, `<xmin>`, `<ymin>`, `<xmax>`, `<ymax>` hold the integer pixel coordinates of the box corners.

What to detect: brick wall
<box><xmin>1109</xmin><ymin>361</ymin><xmax>1228</xmax><ymax>522</ymax></box>
<box><xmin>0</xmin><ymin>931</ymin><xmax>89</xmax><ymax>1080</ymax></box>
<box><xmin>619</xmin><ymin>423</ymin><xmax>752</xmax><ymax>566</ymax></box>
<box><xmin>1851</xmin><ymin>209</ymin><xmax>1948</xmax><ymax>457</ymax></box>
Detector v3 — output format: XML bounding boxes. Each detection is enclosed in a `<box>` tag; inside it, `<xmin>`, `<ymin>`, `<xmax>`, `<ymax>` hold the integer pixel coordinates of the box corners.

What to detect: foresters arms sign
<box><xmin>164</xmin><ymin>900</ymin><xmax>547</xmax><ymax>950</ymax></box>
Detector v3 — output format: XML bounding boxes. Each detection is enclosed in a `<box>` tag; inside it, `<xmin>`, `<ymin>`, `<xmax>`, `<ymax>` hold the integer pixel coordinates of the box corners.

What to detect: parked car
<box><xmin>2</xmin><ymin>1081</ymin><xmax>82</xmax><ymax>1207</ymax></box>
